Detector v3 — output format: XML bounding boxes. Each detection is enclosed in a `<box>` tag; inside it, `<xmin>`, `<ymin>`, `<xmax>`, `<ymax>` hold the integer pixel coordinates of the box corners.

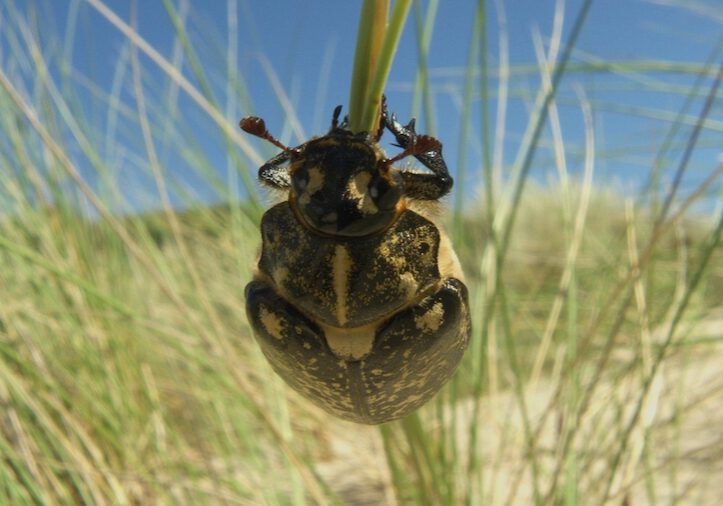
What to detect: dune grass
<box><xmin>1</xmin><ymin>0</ymin><xmax>722</xmax><ymax>504</ymax></box>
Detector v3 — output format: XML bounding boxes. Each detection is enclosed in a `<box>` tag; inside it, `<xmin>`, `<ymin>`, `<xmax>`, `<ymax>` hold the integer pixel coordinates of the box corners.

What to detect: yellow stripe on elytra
<box><xmin>332</xmin><ymin>244</ymin><xmax>351</xmax><ymax>326</ymax></box>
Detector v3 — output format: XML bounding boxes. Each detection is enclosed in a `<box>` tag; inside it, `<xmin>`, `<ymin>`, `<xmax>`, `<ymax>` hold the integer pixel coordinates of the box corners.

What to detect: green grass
<box><xmin>1</xmin><ymin>1</ymin><xmax>722</xmax><ymax>505</ymax></box>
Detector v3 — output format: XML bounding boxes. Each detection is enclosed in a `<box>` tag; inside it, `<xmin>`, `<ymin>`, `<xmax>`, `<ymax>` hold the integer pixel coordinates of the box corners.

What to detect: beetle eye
<box><xmin>292</xmin><ymin>168</ymin><xmax>309</xmax><ymax>193</ymax></box>
<box><xmin>369</xmin><ymin>176</ymin><xmax>400</xmax><ymax>210</ymax></box>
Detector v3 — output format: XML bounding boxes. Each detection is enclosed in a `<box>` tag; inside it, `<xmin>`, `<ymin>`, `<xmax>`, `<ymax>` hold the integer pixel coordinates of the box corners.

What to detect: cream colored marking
<box><xmin>346</xmin><ymin>171</ymin><xmax>378</xmax><ymax>215</ymax></box>
<box><xmin>259</xmin><ymin>305</ymin><xmax>284</xmax><ymax>340</ymax></box>
<box><xmin>319</xmin><ymin>321</ymin><xmax>378</xmax><ymax>361</ymax></box>
<box><xmin>378</xmin><ymin>242</ymin><xmax>405</xmax><ymax>270</ymax></box>
<box><xmin>298</xmin><ymin>166</ymin><xmax>324</xmax><ymax>206</ymax></box>
<box><xmin>437</xmin><ymin>228</ymin><xmax>464</xmax><ymax>281</ymax></box>
<box><xmin>415</xmin><ymin>301</ymin><xmax>444</xmax><ymax>332</ymax></box>
<box><xmin>398</xmin><ymin>271</ymin><xmax>419</xmax><ymax>299</ymax></box>
<box><xmin>332</xmin><ymin>244</ymin><xmax>351</xmax><ymax>326</ymax></box>
<box><xmin>273</xmin><ymin>266</ymin><xmax>289</xmax><ymax>286</ymax></box>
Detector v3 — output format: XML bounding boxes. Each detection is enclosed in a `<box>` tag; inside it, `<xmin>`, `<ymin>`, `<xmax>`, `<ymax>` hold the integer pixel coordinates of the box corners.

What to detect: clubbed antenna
<box><xmin>239</xmin><ymin>117</ymin><xmax>297</xmax><ymax>154</ymax></box>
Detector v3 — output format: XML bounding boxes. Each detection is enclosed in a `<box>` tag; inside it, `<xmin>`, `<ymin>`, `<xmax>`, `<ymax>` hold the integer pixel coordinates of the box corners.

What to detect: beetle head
<box><xmin>288</xmin><ymin>126</ymin><xmax>406</xmax><ymax>237</ymax></box>
<box><xmin>240</xmin><ymin>107</ymin><xmax>440</xmax><ymax>237</ymax></box>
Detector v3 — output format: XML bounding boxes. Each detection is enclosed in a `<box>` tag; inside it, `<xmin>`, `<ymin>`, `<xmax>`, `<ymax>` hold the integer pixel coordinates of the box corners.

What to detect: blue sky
<box><xmin>4</xmin><ymin>0</ymin><xmax>722</xmax><ymax>212</ymax></box>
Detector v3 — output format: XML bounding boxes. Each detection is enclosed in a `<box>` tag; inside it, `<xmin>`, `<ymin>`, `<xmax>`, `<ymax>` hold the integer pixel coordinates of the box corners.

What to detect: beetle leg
<box><xmin>258</xmin><ymin>151</ymin><xmax>292</xmax><ymax>189</ymax></box>
<box><xmin>383</xmin><ymin>107</ymin><xmax>453</xmax><ymax>200</ymax></box>
<box><xmin>372</xmin><ymin>95</ymin><xmax>388</xmax><ymax>142</ymax></box>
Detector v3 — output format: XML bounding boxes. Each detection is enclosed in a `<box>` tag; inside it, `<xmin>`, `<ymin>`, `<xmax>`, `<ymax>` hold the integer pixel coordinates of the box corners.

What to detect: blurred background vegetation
<box><xmin>0</xmin><ymin>0</ymin><xmax>721</xmax><ymax>504</ymax></box>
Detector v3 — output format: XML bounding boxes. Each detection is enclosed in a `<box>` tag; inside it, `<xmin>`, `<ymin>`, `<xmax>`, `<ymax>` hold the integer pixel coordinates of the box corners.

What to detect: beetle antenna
<box><xmin>239</xmin><ymin>117</ymin><xmax>295</xmax><ymax>153</ymax></box>
<box><xmin>331</xmin><ymin>105</ymin><xmax>343</xmax><ymax>129</ymax></box>
<box><xmin>380</xmin><ymin>134</ymin><xmax>441</xmax><ymax>170</ymax></box>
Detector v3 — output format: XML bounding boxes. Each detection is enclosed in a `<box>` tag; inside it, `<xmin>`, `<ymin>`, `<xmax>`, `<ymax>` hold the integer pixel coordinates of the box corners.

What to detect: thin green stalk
<box><xmin>0</xmin><ymin>437</ymin><xmax>45</xmax><ymax>505</ymax></box>
<box><xmin>411</xmin><ymin>0</ymin><xmax>438</xmax><ymax>131</ymax></box>
<box><xmin>349</xmin><ymin>0</ymin><xmax>388</xmax><ymax>132</ymax></box>
<box><xmin>654</xmin><ymin>58</ymin><xmax>723</xmax><ymax>229</ymax></box>
<box><xmin>0</xmin><ymin>233</ymin><xmax>135</xmax><ymax>318</ymax></box>
<box><xmin>600</xmin><ymin>60</ymin><xmax>723</xmax><ymax>502</ymax></box>
<box><xmin>638</xmin><ymin>35</ymin><xmax>723</xmax><ymax>208</ymax></box>
<box><xmin>495</xmin><ymin>0</ymin><xmax>594</xmax><ymax>265</ymax></box>
<box><xmin>160</xmin><ymin>0</ymin><xmax>259</xmax><ymax>207</ymax></box>
<box><xmin>604</xmin><ymin>208</ymin><xmax>723</xmax><ymax>503</ymax></box>
<box><xmin>400</xmin><ymin>413</ymin><xmax>438</xmax><ymax>504</ymax></box>
<box><xmin>380</xmin><ymin>424</ymin><xmax>406</xmax><ymax>505</ymax></box>
<box><xmin>452</xmin><ymin>0</ymin><xmax>482</xmax><ymax>241</ymax></box>
<box><xmin>498</xmin><ymin>285</ymin><xmax>542</xmax><ymax>505</ymax></box>
<box><xmin>468</xmin><ymin>1</ymin><xmax>594</xmax><ymax>502</ymax></box>
<box><xmin>464</xmin><ymin>2</ymin><xmax>491</xmax><ymax>504</ymax></box>
<box><xmin>84</xmin><ymin>0</ymin><xmax>266</xmax><ymax>171</ymax></box>
<box><xmin>360</xmin><ymin>0</ymin><xmax>413</xmax><ymax>132</ymax></box>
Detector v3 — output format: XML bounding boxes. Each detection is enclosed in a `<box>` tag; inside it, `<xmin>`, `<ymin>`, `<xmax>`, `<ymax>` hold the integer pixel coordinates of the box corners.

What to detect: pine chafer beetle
<box><xmin>241</xmin><ymin>101</ymin><xmax>470</xmax><ymax>424</ymax></box>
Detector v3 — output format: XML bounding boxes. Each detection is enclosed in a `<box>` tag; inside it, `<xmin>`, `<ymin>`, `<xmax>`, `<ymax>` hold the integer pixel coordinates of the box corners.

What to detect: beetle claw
<box><xmin>331</xmin><ymin>105</ymin><xmax>343</xmax><ymax>129</ymax></box>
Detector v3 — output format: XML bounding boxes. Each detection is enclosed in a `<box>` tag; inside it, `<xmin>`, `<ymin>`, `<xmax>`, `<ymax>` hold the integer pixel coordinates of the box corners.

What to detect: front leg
<box><xmin>382</xmin><ymin>104</ymin><xmax>453</xmax><ymax>200</ymax></box>
<box><xmin>258</xmin><ymin>151</ymin><xmax>292</xmax><ymax>189</ymax></box>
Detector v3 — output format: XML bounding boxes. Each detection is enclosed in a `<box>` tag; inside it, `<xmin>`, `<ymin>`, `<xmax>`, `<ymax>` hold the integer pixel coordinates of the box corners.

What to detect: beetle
<box><xmin>241</xmin><ymin>100</ymin><xmax>470</xmax><ymax>424</ymax></box>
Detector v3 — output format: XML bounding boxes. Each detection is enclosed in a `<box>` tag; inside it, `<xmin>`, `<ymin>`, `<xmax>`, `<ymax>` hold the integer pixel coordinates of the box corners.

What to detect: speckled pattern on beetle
<box><xmin>241</xmin><ymin>100</ymin><xmax>470</xmax><ymax>424</ymax></box>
